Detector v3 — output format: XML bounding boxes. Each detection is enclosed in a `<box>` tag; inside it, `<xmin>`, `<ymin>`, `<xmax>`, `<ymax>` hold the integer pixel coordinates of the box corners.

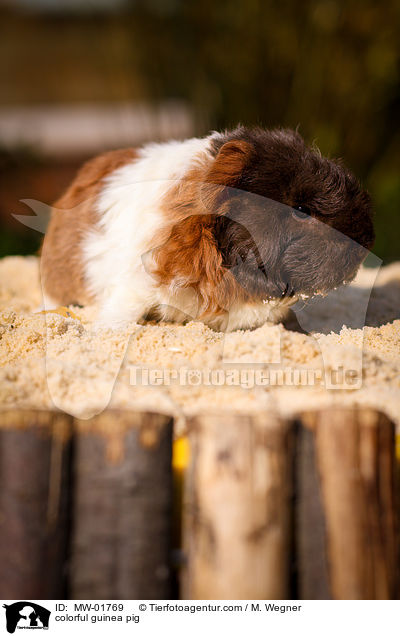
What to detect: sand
<box><xmin>0</xmin><ymin>255</ymin><xmax>399</xmax><ymax>430</ymax></box>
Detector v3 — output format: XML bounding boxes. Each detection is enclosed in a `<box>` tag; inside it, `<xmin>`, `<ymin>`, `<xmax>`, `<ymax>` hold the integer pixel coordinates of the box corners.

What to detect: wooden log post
<box><xmin>295</xmin><ymin>408</ymin><xmax>399</xmax><ymax>600</ymax></box>
<box><xmin>0</xmin><ymin>410</ymin><xmax>72</xmax><ymax>599</ymax></box>
<box><xmin>181</xmin><ymin>413</ymin><xmax>295</xmax><ymax>600</ymax></box>
<box><xmin>70</xmin><ymin>410</ymin><xmax>173</xmax><ymax>599</ymax></box>
<box><xmin>0</xmin><ymin>406</ymin><xmax>396</xmax><ymax>601</ymax></box>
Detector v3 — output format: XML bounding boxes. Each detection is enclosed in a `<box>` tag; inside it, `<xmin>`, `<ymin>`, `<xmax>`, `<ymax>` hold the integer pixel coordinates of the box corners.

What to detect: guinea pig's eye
<box><xmin>292</xmin><ymin>205</ymin><xmax>311</xmax><ymax>220</ymax></box>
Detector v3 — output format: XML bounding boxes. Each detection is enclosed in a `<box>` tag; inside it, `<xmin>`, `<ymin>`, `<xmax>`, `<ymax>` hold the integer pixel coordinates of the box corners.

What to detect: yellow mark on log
<box><xmin>173</xmin><ymin>436</ymin><xmax>190</xmax><ymax>473</ymax></box>
<box><xmin>396</xmin><ymin>434</ymin><xmax>400</xmax><ymax>463</ymax></box>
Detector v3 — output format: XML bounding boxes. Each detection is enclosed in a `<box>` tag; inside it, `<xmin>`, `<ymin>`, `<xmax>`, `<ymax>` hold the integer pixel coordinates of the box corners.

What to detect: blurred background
<box><xmin>0</xmin><ymin>0</ymin><xmax>399</xmax><ymax>262</ymax></box>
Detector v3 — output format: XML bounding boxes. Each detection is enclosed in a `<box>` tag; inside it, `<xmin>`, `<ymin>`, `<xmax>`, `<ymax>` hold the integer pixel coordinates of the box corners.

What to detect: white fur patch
<box><xmin>83</xmin><ymin>136</ymin><xmax>214</xmax><ymax>325</ymax></box>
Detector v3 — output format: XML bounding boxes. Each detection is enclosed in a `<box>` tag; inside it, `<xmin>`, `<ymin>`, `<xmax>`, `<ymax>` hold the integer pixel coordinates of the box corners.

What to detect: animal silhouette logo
<box><xmin>2</xmin><ymin>602</ymin><xmax>50</xmax><ymax>633</ymax></box>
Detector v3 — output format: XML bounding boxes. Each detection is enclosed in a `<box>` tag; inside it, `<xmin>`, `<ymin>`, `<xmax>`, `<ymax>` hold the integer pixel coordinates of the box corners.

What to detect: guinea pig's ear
<box><xmin>207</xmin><ymin>140</ymin><xmax>253</xmax><ymax>187</ymax></box>
<box><xmin>201</xmin><ymin>140</ymin><xmax>253</xmax><ymax>213</ymax></box>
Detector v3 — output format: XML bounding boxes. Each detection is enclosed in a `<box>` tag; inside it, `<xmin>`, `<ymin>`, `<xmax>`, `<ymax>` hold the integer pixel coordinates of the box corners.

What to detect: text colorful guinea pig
<box><xmin>41</xmin><ymin>126</ymin><xmax>374</xmax><ymax>331</ymax></box>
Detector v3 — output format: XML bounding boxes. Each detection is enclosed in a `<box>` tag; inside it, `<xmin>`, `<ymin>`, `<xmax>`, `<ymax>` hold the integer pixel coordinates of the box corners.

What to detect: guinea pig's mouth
<box><xmin>257</xmin><ymin>272</ymin><xmax>325</xmax><ymax>304</ymax></box>
<box><xmin>275</xmin><ymin>234</ymin><xmax>368</xmax><ymax>301</ymax></box>
<box><xmin>256</xmin><ymin>264</ymin><xmax>296</xmax><ymax>301</ymax></box>
<box><xmin>256</xmin><ymin>267</ymin><xmax>354</xmax><ymax>305</ymax></box>
<box><xmin>229</xmin><ymin>259</ymin><xmax>301</xmax><ymax>304</ymax></box>
<box><xmin>226</xmin><ymin>249</ymin><xmax>330</xmax><ymax>304</ymax></box>
<box><xmin>244</xmin><ymin>236</ymin><xmax>365</xmax><ymax>304</ymax></box>
<box><xmin>216</xmin><ymin>209</ymin><xmax>369</xmax><ymax>304</ymax></box>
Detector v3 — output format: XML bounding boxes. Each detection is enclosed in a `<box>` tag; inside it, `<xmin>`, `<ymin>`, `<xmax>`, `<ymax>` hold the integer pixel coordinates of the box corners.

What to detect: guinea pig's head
<box><xmin>208</xmin><ymin>127</ymin><xmax>375</xmax><ymax>302</ymax></box>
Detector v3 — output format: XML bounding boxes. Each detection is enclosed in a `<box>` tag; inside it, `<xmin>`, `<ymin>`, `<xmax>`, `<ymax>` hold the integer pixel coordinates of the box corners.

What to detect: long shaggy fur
<box><xmin>41</xmin><ymin>127</ymin><xmax>374</xmax><ymax>331</ymax></box>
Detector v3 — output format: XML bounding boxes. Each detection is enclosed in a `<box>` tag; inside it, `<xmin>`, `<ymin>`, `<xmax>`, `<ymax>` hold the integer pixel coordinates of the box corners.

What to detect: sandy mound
<box><xmin>0</xmin><ymin>256</ymin><xmax>399</xmax><ymax>429</ymax></box>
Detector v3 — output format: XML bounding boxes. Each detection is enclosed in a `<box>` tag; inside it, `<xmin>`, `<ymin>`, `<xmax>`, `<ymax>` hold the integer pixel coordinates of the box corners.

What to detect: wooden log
<box><xmin>296</xmin><ymin>408</ymin><xmax>399</xmax><ymax>600</ymax></box>
<box><xmin>0</xmin><ymin>410</ymin><xmax>72</xmax><ymax>599</ymax></box>
<box><xmin>294</xmin><ymin>423</ymin><xmax>331</xmax><ymax>599</ymax></box>
<box><xmin>70</xmin><ymin>410</ymin><xmax>173</xmax><ymax>599</ymax></box>
<box><xmin>181</xmin><ymin>413</ymin><xmax>294</xmax><ymax>599</ymax></box>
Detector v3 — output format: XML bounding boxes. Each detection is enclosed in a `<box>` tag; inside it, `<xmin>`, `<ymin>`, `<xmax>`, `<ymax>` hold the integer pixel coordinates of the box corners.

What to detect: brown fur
<box><xmin>151</xmin><ymin>141</ymin><xmax>254</xmax><ymax>316</ymax></box>
<box><xmin>41</xmin><ymin>148</ymin><xmax>137</xmax><ymax>305</ymax></box>
<box><xmin>153</xmin><ymin>127</ymin><xmax>374</xmax><ymax>310</ymax></box>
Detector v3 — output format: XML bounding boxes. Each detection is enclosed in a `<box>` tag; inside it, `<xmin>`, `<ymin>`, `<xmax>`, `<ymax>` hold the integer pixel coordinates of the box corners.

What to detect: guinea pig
<box><xmin>40</xmin><ymin>126</ymin><xmax>374</xmax><ymax>331</ymax></box>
